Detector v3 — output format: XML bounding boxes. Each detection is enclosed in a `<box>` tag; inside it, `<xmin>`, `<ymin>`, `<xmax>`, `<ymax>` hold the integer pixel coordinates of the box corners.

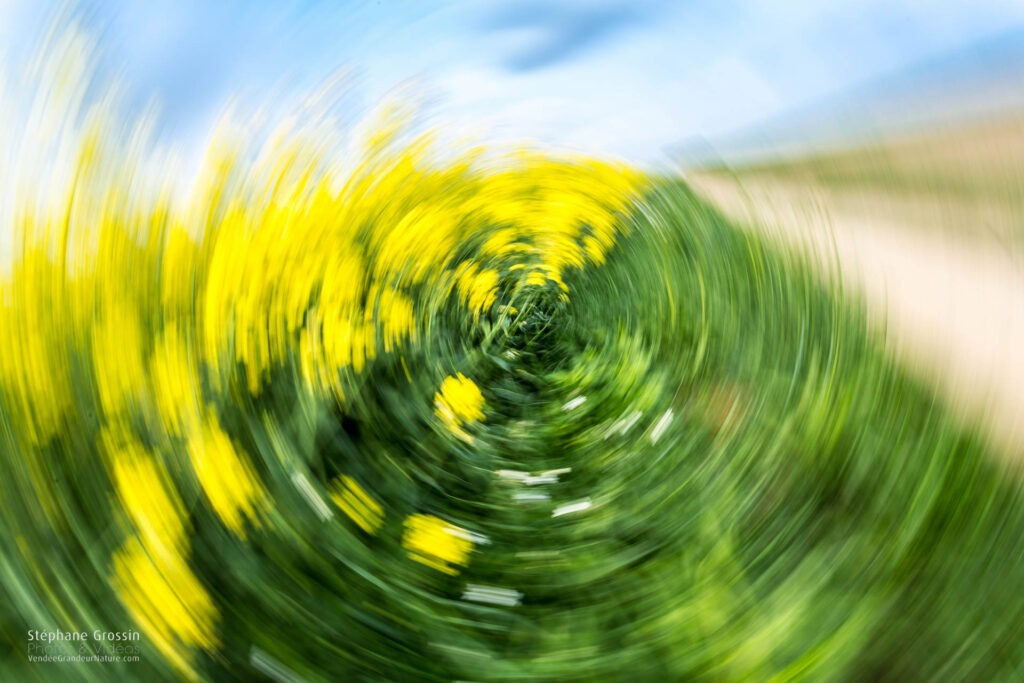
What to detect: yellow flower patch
<box><xmin>330</xmin><ymin>476</ymin><xmax>384</xmax><ymax>534</ymax></box>
<box><xmin>402</xmin><ymin>514</ymin><xmax>475</xmax><ymax>575</ymax></box>
<box><xmin>105</xmin><ymin>430</ymin><xmax>217</xmax><ymax>680</ymax></box>
<box><xmin>434</xmin><ymin>373</ymin><xmax>486</xmax><ymax>437</ymax></box>
<box><xmin>186</xmin><ymin>416</ymin><xmax>267</xmax><ymax>539</ymax></box>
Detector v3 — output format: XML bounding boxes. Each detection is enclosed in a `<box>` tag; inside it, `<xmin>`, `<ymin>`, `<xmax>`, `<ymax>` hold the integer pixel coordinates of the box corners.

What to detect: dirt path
<box><xmin>688</xmin><ymin>173</ymin><xmax>1024</xmax><ymax>460</ymax></box>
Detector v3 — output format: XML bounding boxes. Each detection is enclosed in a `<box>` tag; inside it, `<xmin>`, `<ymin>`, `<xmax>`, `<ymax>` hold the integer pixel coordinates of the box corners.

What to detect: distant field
<box><xmin>687</xmin><ymin>113</ymin><xmax>1024</xmax><ymax>459</ymax></box>
<box><xmin>695</xmin><ymin>114</ymin><xmax>1024</xmax><ymax>252</ymax></box>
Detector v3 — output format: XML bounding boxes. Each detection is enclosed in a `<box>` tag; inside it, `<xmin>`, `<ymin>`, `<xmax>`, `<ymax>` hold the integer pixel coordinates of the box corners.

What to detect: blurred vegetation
<box><xmin>3</xmin><ymin>156</ymin><xmax>1024</xmax><ymax>679</ymax></box>
<box><xmin>2</xmin><ymin>26</ymin><xmax>1023</xmax><ymax>681</ymax></box>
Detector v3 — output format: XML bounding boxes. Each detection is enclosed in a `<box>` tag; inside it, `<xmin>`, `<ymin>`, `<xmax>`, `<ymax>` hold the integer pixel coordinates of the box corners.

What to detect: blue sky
<box><xmin>2</xmin><ymin>0</ymin><xmax>1024</xmax><ymax>163</ymax></box>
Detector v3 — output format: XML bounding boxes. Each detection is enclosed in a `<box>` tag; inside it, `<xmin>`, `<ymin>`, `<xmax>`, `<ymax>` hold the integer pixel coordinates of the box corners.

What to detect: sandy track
<box><xmin>688</xmin><ymin>174</ymin><xmax>1024</xmax><ymax>460</ymax></box>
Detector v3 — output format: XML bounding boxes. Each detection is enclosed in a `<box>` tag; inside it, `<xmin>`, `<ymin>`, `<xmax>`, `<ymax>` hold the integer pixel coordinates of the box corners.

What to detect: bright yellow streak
<box><xmin>402</xmin><ymin>514</ymin><xmax>475</xmax><ymax>575</ymax></box>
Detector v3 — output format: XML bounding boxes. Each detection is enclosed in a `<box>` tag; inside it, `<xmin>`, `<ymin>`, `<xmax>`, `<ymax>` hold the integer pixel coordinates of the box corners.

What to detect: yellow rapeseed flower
<box><xmin>187</xmin><ymin>415</ymin><xmax>267</xmax><ymax>538</ymax></box>
<box><xmin>330</xmin><ymin>476</ymin><xmax>384</xmax><ymax>534</ymax></box>
<box><xmin>151</xmin><ymin>326</ymin><xmax>203</xmax><ymax>436</ymax></box>
<box><xmin>456</xmin><ymin>264</ymin><xmax>500</xmax><ymax>318</ymax></box>
<box><xmin>105</xmin><ymin>431</ymin><xmax>218</xmax><ymax>680</ymax></box>
<box><xmin>434</xmin><ymin>373</ymin><xmax>486</xmax><ymax>438</ymax></box>
<box><xmin>112</xmin><ymin>539</ymin><xmax>218</xmax><ymax>682</ymax></box>
<box><xmin>402</xmin><ymin>513</ymin><xmax>475</xmax><ymax>575</ymax></box>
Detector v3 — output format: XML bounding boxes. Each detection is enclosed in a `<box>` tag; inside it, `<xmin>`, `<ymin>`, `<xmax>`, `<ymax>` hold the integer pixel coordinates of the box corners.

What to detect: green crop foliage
<box><xmin>2</xmin><ymin>27</ymin><xmax>1023</xmax><ymax>683</ymax></box>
